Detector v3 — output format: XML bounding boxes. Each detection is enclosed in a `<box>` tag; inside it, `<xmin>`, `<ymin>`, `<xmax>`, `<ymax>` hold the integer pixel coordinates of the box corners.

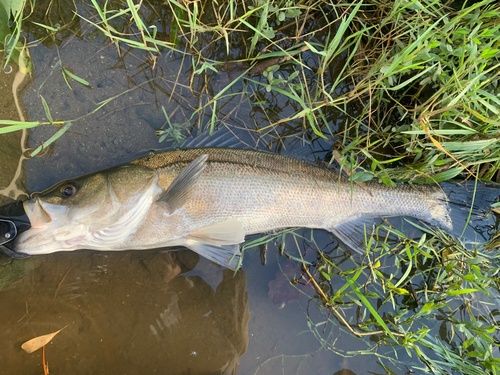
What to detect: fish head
<box><xmin>14</xmin><ymin>165</ymin><xmax>159</xmax><ymax>254</ymax></box>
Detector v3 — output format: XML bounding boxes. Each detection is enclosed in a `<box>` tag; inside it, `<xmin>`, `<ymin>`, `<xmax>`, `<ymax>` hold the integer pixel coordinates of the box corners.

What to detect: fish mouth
<box><xmin>24</xmin><ymin>198</ymin><xmax>57</xmax><ymax>229</ymax></box>
<box><xmin>13</xmin><ymin>199</ymin><xmax>85</xmax><ymax>255</ymax></box>
<box><xmin>15</xmin><ymin>227</ymin><xmax>87</xmax><ymax>255</ymax></box>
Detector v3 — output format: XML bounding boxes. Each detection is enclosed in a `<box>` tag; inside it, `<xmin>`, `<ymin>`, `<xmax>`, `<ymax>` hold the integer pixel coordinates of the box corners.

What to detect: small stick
<box><xmin>53</xmin><ymin>265</ymin><xmax>75</xmax><ymax>299</ymax></box>
<box><xmin>17</xmin><ymin>301</ymin><xmax>29</xmax><ymax>323</ymax></box>
<box><xmin>259</xmin><ymin>243</ymin><xmax>267</xmax><ymax>266</ymax></box>
<box><xmin>42</xmin><ymin>345</ymin><xmax>48</xmax><ymax>375</ymax></box>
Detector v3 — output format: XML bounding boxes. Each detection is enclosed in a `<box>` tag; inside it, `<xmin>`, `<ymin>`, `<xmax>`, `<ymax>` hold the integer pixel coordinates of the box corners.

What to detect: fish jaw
<box><xmin>14</xmin><ymin>226</ymin><xmax>90</xmax><ymax>254</ymax></box>
<box><xmin>14</xmin><ymin>198</ymin><xmax>90</xmax><ymax>254</ymax></box>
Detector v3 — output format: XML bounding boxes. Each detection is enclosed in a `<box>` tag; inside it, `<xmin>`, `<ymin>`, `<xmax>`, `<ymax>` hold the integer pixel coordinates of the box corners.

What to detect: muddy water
<box><xmin>0</xmin><ymin>3</ymin><xmax>370</xmax><ymax>374</ymax></box>
<box><xmin>1</xmin><ymin>1</ymin><xmax>495</xmax><ymax>374</ymax></box>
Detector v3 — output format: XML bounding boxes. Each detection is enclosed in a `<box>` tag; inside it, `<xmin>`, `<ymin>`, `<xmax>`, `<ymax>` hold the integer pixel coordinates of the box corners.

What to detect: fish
<box><xmin>10</xmin><ymin>148</ymin><xmax>495</xmax><ymax>270</ymax></box>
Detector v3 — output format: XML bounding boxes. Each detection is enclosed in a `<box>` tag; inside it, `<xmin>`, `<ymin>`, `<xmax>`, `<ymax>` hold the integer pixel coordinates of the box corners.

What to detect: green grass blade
<box><xmin>345</xmin><ymin>275</ymin><xmax>398</xmax><ymax>342</ymax></box>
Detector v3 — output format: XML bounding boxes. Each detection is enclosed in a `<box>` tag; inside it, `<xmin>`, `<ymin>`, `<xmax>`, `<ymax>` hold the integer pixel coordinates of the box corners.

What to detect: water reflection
<box><xmin>0</xmin><ymin>41</ymin><xmax>39</xmax><ymax>289</ymax></box>
<box><xmin>24</xmin><ymin>0</ymin><xmax>80</xmax><ymax>48</ymax></box>
<box><xmin>0</xmin><ymin>51</ymin><xmax>31</xmax><ymax>206</ymax></box>
<box><xmin>0</xmin><ymin>250</ymin><xmax>249</xmax><ymax>373</ymax></box>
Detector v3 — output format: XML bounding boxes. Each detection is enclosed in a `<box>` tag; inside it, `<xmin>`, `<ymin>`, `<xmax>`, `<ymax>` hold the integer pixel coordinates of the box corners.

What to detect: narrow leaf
<box><xmin>40</xmin><ymin>95</ymin><xmax>53</xmax><ymax>123</ymax></box>
<box><xmin>346</xmin><ymin>276</ymin><xmax>397</xmax><ymax>342</ymax></box>
<box><xmin>62</xmin><ymin>68</ymin><xmax>91</xmax><ymax>88</ymax></box>
<box><xmin>421</xmin><ymin>302</ymin><xmax>434</xmax><ymax>313</ymax></box>
<box><xmin>446</xmin><ymin>289</ymin><xmax>478</xmax><ymax>296</ymax></box>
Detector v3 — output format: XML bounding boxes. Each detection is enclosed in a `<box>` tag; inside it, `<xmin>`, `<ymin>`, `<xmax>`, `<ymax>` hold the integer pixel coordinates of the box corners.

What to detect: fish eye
<box><xmin>60</xmin><ymin>183</ymin><xmax>77</xmax><ymax>198</ymax></box>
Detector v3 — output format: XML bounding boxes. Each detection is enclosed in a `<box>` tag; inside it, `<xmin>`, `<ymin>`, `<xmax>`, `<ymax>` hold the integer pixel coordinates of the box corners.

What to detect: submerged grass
<box><xmin>271</xmin><ymin>224</ymin><xmax>500</xmax><ymax>374</ymax></box>
<box><xmin>2</xmin><ymin>0</ymin><xmax>500</xmax><ymax>373</ymax></box>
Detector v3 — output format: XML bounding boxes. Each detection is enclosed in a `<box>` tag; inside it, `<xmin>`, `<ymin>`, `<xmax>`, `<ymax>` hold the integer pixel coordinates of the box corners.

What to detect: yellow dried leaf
<box><xmin>21</xmin><ymin>326</ymin><xmax>67</xmax><ymax>354</ymax></box>
<box><xmin>420</xmin><ymin>119</ymin><xmax>476</xmax><ymax>179</ymax></box>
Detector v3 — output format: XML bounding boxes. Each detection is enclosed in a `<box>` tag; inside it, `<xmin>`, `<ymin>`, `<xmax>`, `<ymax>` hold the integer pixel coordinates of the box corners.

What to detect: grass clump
<box><xmin>327</xmin><ymin>0</ymin><xmax>500</xmax><ymax>184</ymax></box>
<box><xmin>3</xmin><ymin>0</ymin><xmax>500</xmax><ymax>183</ymax></box>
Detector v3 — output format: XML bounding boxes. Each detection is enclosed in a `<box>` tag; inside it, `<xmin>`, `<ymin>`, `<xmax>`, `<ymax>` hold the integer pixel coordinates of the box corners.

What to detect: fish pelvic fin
<box><xmin>185</xmin><ymin>219</ymin><xmax>245</xmax><ymax>270</ymax></box>
<box><xmin>157</xmin><ymin>154</ymin><xmax>208</xmax><ymax>213</ymax></box>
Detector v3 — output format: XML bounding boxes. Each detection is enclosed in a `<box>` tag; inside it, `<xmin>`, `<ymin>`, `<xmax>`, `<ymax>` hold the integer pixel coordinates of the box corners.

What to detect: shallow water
<box><xmin>0</xmin><ymin>3</ymin><xmax>367</xmax><ymax>373</ymax></box>
<box><xmin>1</xmin><ymin>1</ymin><xmax>499</xmax><ymax>374</ymax></box>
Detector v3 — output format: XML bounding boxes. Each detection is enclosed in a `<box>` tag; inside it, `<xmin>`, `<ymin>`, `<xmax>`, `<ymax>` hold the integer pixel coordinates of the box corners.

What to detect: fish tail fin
<box><xmin>440</xmin><ymin>181</ymin><xmax>500</xmax><ymax>242</ymax></box>
<box><xmin>331</xmin><ymin>181</ymin><xmax>500</xmax><ymax>255</ymax></box>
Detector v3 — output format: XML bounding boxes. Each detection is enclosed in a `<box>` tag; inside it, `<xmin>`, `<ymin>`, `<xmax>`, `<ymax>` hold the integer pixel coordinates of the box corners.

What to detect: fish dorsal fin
<box><xmin>184</xmin><ymin>219</ymin><xmax>245</xmax><ymax>270</ymax></box>
<box><xmin>182</xmin><ymin>123</ymin><xmax>270</xmax><ymax>151</ymax></box>
<box><xmin>157</xmin><ymin>154</ymin><xmax>208</xmax><ymax>213</ymax></box>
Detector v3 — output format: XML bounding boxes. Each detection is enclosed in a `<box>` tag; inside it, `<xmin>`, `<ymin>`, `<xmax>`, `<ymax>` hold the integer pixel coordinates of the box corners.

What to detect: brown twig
<box><xmin>17</xmin><ymin>301</ymin><xmax>29</xmax><ymax>323</ymax></box>
<box><xmin>301</xmin><ymin>263</ymin><xmax>404</xmax><ymax>338</ymax></box>
<box><xmin>53</xmin><ymin>265</ymin><xmax>75</xmax><ymax>299</ymax></box>
<box><xmin>42</xmin><ymin>345</ymin><xmax>48</xmax><ymax>375</ymax></box>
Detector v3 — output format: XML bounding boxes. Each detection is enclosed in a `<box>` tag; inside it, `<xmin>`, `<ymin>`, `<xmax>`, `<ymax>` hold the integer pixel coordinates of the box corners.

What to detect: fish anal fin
<box><xmin>157</xmin><ymin>154</ymin><xmax>208</xmax><ymax>213</ymax></box>
<box><xmin>330</xmin><ymin>216</ymin><xmax>383</xmax><ymax>255</ymax></box>
<box><xmin>184</xmin><ymin>219</ymin><xmax>245</xmax><ymax>270</ymax></box>
<box><xmin>185</xmin><ymin>240</ymin><xmax>241</xmax><ymax>271</ymax></box>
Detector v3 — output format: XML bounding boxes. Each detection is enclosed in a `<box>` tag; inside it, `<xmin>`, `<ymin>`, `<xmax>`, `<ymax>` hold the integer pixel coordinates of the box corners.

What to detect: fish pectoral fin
<box><xmin>185</xmin><ymin>240</ymin><xmax>241</xmax><ymax>271</ymax></box>
<box><xmin>188</xmin><ymin>219</ymin><xmax>245</xmax><ymax>245</ymax></box>
<box><xmin>330</xmin><ymin>216</ymin><xmax>383</xmax><ymax>255</ymax></box>
<box><xmin>184</xmin><ymin>219</ymin><xmax>245</xmax><ymax>270</ymax></box>
<box><xmin>157</xmin><ymin>154</ymin><xmax>209</xmax><ymax>213</ymax></box>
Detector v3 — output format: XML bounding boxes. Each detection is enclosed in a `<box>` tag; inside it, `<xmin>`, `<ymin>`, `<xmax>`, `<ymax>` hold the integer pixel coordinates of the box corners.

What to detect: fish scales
<box><xmin>127</xmin><ymin>148</ymin><xmax>448</xmax><ymax>246</ymax></box>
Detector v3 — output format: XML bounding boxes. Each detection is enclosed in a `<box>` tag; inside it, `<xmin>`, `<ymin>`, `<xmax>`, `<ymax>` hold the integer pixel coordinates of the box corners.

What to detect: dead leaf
<box><xmin>420</xmin><ymin>118</ymin><xmax>477</xmax><ymax>179</ymax></box>
<box><xmin>249</xmin><ymin>45</ymin><xmax>310</xmax><ymax>76</ymax></box>
<box><xmin>21</xmin><ymin>326</ymin><xmax>67</xmax><ymax>354</ymax></box>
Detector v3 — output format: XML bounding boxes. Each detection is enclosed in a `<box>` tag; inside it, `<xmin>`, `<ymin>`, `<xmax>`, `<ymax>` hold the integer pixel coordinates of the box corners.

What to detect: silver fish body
<box><xmin>14</xmin><ymin>148</ymin><xmax>451</xmax><ymax>269</ymax></box>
